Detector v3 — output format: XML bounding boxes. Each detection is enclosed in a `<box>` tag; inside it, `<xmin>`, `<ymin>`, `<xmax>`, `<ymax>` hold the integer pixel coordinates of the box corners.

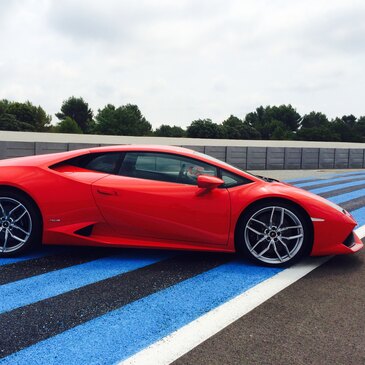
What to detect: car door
<box><xmin>92</xmin><ymin>151</ymin><xmax>230</xmax><ymax>246</ymax></box>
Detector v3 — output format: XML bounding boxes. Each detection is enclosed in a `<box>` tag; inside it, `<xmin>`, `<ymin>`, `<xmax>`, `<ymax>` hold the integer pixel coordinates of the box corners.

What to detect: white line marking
<box><xmin>119</xmin><ymin>226</ymin><xmax>365</xmax><ymax>365</ymax></box>
<box><xmin>355</xmin><ymin>225</ymin><xmax>365</xmax><ymax>239</ymax></box>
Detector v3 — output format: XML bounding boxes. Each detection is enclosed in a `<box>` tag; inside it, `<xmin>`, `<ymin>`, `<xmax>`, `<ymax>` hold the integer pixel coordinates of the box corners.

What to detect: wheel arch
<box><xmin>0</xmin><ymin>184</ymin><xmax>44</xmax><ymax>231</ymax></box>
<box><xmin>234</xmin><ymin>197</ymin><xmax>314</xmax><ymax>253</ymax></box>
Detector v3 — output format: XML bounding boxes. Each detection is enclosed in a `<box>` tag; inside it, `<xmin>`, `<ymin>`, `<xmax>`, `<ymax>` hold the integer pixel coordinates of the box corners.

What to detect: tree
<box><xmin>331</xmin><ymin>115</ymin><xmax>359</xmax><ymax>142</ymax></box>
<box><xmin>270</xmin><ymin>105</ymin><xmax>301</xmax><ymax>132</ymax></box>
<box><xmin>354</xmin><ymin>116</ymin><xmax>365</xmax><ymax>142</ymax></box>
<box><xmin>221</xmin><ymin>115</ymin><xmax>260</xmax><ymax>139</ymax></box>
<box><xmin>295</xmin><ymin>112</ymin><xmax>340</xmax><ymax>141</ymax></box>
<box><xmin>245</xmin><ymin>105</ymin><xmax>300</xmax><ymax>139</ymax></box>
<box><xmin>0</xmin><ymin>99</ymin><xmax>51</xmax><ymax>131</ymax></box>
<box><xmin>94</xmin><ymin>104</ymin><xmax>152</xmax><ymax>136</ymax></box>
<box><xmin>154</xmin><ymin>125</ymin><xmax>186</xmax><ymax>137</ymax></box>
<box><xmin>33</xmin><ymin>106</ymin><xmax>52</xmax><ymax>131</ymax></box>
<box><xmin>270</xmin><ymin>120</ymin><xmax>295</xmax><ymax>140</ymax></box>
<box><xmin>301</xmin><ymin>112</ymin><xmax>328</xmax><ymax>129</ymax></box>
<box><xmin>55</xmin><ymin>117</ymin><xmax>83</xmax><ymax>134</ymax></box>
<box><xmin>56</xmin><ymin>97</ymin><xmax>94</xmax><ymax>133</ymax></box>
<box><xmin>0</xmin><ymin>113</ymin><xmax>35</xmax><ymax>131</ymax></box>
<box><xmin>296</xmin><ymin>125</ymin><xmax>340</xmax><ymax>141</ymax></box>
<box><xmin>186</xmin><ymin>119</ymin><xmax>223</xmax><ymax>139</ymax></box>
<box><xmin>0</xmin><ymin>99</ymin><xmax>10</xmax><ymax>115</ymax></box>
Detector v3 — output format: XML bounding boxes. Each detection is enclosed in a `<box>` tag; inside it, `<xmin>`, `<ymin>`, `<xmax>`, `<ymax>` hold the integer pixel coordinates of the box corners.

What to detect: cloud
<box><xmin>0</xmin><ymin>0</ymin><xmax>364</xmax><ymax>127</ymax></box>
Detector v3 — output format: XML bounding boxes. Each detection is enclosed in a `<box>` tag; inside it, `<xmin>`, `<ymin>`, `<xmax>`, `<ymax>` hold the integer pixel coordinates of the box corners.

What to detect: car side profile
<box><xmin>0</xmin><ymin>145</ymin><xmax>363</xmax><ymax>266</ymax></box>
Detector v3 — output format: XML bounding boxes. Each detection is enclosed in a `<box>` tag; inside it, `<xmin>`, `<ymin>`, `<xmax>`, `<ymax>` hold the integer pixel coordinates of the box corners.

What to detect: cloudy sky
<box><xmin>1</xmin><ymin>0</ymin><xmax>364</xmax><ymax>127</ymax></box>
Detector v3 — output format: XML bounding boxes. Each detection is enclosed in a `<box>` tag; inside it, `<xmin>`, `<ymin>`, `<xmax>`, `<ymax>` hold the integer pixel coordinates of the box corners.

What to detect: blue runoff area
<box><xmin>350</xmin><ymin>206</ymin><xmax>365</xmax><ymax>227</ymax></box>
<box><xmin>0</xmin><ymin>252</ymin><xmax>168</xmax><ymax>314</ymax></box>
<box><xmin>327</xmin><ymin>189</ymin><xmax>365</xmax><ymax>205</ymax></box>
<box><xmin>1</xmin><ymin>261</ymin><xmax>281</xmax><ymax>365</ymax></box>
<box><xmin>295</xmin><ymin>174</ymin><xmax>365</xmax><ymax>188</ymax></box>
<box><xmin>0</xmin><ymin>247</ymin><xmax>62</xmax><ymax>266</ymax></box>
<box><xmin>309</xmin><ymin>179</ymin><xmax>365</xmax><ymax>195</ymax></box>
<box><xmin>284</xmin><ymin>170</ymin><xmax>365</xmax><ymax>183</ymax></box>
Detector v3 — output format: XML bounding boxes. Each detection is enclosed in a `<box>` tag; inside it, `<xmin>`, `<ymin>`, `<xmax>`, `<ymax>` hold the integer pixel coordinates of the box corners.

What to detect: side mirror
<box><xmin>197</xmin><ymin>175</ymin><xmax>224</xmax><ymax>189</ymax></box>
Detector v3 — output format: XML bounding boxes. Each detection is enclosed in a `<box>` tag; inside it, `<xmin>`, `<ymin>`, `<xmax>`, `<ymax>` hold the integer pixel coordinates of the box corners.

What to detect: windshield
<box><xmin>192</xmin><ymin>151</ymin><xmax>257</xmax><ymax>178</ymax></box>
<box><xmin>191</xmin><ymin>151</ymin><xmax>280</xmax><ymax>182</ymax></box>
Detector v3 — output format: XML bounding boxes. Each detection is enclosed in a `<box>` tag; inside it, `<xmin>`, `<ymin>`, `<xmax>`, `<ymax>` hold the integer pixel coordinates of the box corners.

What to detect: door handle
<box><xmin>97</xmin><ymin>188</ymin><xmax>117</xmax><ymax>196</ymax></box>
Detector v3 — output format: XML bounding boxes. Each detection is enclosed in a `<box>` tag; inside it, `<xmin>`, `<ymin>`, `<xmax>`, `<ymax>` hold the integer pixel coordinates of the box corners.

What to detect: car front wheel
<box><xmin>237</xmin><ymin>201</ymin><xmax>312</xmax><ymax>266</ymax></box>
<box><xmin>0</xmin><ymin>190</ymin><xmax>41</xmax><ymax>257</ymax></box>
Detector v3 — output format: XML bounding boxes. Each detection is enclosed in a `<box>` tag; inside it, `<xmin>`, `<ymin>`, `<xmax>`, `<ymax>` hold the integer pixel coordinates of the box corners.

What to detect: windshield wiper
<box><xmin>254</xmin><ymin>174</ymin><xmax>280</xmax><ymax>183</ymax></box>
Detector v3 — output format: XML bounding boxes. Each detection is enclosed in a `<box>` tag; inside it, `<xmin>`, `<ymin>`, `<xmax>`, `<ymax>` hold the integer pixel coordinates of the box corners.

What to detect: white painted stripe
<box><xmin>355</xmin><ymin>225</ymin><xmax>365</xmax><ymax>239</ymax></box>
<box><xmin>119</xmin><ymin>226</ymin><xmax>365</xmax><ymax>365</ymax></box>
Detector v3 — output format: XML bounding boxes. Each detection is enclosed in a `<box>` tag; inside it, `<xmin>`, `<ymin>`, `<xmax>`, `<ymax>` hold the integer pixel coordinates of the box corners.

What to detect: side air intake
<box><xmin>74</xmin><ymin>224</ymin><xmax>94</xmax><ymax>237</ymax></box>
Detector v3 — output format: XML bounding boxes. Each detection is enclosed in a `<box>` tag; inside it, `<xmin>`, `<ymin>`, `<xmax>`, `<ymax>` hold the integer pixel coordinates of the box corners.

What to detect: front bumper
<box><xmin>342</xmin><ymin>231</ymin><xmax>364</xmax><ymax>254</ymax></box>
<box><xmin>311</xmin><ymin>228</ymin><xmax>364</xmax><ymax>256</ymax></box>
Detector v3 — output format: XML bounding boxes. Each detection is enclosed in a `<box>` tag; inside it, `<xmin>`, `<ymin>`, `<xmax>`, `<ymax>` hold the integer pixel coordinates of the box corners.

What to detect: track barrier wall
<box><xmin>1</xmin><ymin>139</ymin><xmax>365</xmax><ymax>169</ymax></box>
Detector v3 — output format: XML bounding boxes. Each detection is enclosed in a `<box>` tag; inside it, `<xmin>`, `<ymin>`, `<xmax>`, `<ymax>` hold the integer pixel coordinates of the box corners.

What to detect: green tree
<box><xmin>221</xmin><ymin>115</ymin><xmax>260</xmax><ymax>139</ymax></box>
<box><xmin>0</xmin><ymin>113</ymin><xmax>35</xmax><ymax>131</ymax></box>
<box><xmin>354</xmin><ymin>116</ymin><xmax>365</xmax><ymax>142</ymax></box>
<box><xmin>186</xmin><ymin>119</ymin><xmax>223</xmax><ymax>139</ymax></box>
<box><xmin>154</xmin><ymin>124</ymin><xmax>186</xmax><ymax>137</ymax></box>
<box><xmin>245</xmin><ymin>105</ymin><xmax>300</xmax><ymax>139</ymax></box>
<box><xmin>94</xmin><ymin>104</ymin><xmax>152</xmax><ymax>136</ymax></box>
<box><xmin>56</xmin><ymin>97</ymin><xmax>94</xmax><ymax>133</ymax></box>
<box><xmin>301</xmin><ymin>111</ymin><xmax>328</xmax><ymax>129</ymax></box>
<box><xmin>270</xmin><ymin>105</ymin><xmax>301</xmax><ymax>132</ymax></box>
<box><xmin>295</xmin><ymin>112</ymin><xmax>340</xmax><ymax>141</ymax></box>
<box><xmin>331</xmin><ymin>115</ymin><xmax>359</xmax><ymax>142</ymax></box>
<box><xmin>0</xmin><ymin>99</ymin><xmax>51</xmax><ymax>131</ymax></box>
<box><xmin>296</xmin><ymin>125</ymin><xmax>341</xmax><ymax>141</ymax></box>
<box><xmin>33</xmin><ymin>106</ymin><xmax>52</xmax><ymax>131</ymax></box>
<box><xmin>55</xmin><ymin>116</ymin><xmax>83</xmax><ymax>134</ymax></box>
<box><xmin>270</xmin><ymin>120</ymin><xmax>295</xmax><ymax>140</ymax></box>
<box><xmin>0</xmin><ymin>99</ymin><xmax>10</xmax><ymax>115</ymax></box>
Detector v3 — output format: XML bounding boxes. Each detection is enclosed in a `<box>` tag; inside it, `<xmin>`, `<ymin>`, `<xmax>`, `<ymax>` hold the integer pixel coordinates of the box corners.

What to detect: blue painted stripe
<box><xmin>0</xmin><ymin>252</ymin><xmax>168</xmax><ymax>314</ymax></box>
<box><xmin>0</xmin><ymin>261</ymin><xmax>281</xmax><ymax>365</ymax></box>
<box><xmin>327</xmin><ymin>189</ymin><xmax>365</xmax><ymax>205</ymax></box>
<box><xmin>285</xmin><ymin>171</ymin><xmax>365</xmax><ymax>184</ymax></box>
<box><xmin>309</xmin><ymin>179</ymin><xmax>365</xmax><ymax>195</ymax></box>
<box><xmin>350</xmin><ymin>206</ymin><xmax>365</xmax><ymax>228</ymax></box>
<box><xmin>0</xmin><ymin>247</ymin><xmax>62</xmax><ymax>267</ymax></box>
<box><xmin>295</xmin><ymin>174</ymin><xmax>365</xmax><ymax>188</ymax></box>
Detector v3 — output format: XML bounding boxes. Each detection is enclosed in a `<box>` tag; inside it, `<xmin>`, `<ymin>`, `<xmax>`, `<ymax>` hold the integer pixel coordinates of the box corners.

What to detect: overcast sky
<box><xmin>1</xmin><ymin>0</ymin><xmax>364</xmax><ymax>127</ymax></box>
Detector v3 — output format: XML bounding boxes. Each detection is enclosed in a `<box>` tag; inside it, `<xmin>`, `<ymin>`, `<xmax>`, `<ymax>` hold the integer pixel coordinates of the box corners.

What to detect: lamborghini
<box><xmin>0</xmin><ymin>145</ymin><xmax>362</xmax><ymax>266</ymax></box>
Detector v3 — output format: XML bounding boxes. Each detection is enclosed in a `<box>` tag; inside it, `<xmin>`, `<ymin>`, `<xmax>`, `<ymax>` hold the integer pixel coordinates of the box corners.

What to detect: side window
<box><xmin>135</xmin><ymin>154</ymin><xmax>156</xmax><ymax>171</ymax></box>
<box><xmin>70</xmin><ymin>152</ymin><xmax>122</xmax><ymax>174</ymax></box>
<box><xmin>119</xmin><ymin>152</ymin><xmax>218</xmax><ymax>185</ymax></box>
<box><xmin>221</xmin><ymin>170</ymin><xmax>252</xmax><ymax>188</ymax></box>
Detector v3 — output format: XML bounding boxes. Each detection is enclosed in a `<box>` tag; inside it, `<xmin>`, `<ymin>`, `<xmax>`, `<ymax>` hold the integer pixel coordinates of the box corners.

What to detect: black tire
<box><xmin>0</xmin><ymin>189</ymin><xmax>42</xmax><ymax>257</ymax></box>
<box><xmin>236</xmin><ymin>200</ymin><xmax>312</xmax><ymax>267</ymax></box>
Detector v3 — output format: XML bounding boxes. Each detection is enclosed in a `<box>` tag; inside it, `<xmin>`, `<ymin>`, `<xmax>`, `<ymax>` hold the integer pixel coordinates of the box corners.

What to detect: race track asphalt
<box><xmin>0</xmin><ymin>169</ymin><xmax>364</xmax><ymax>365</ymax></box>
<box><xmin>173</xmin><ymin>241</ymin><xmax>365</xmax><ymax>365</ymax></box>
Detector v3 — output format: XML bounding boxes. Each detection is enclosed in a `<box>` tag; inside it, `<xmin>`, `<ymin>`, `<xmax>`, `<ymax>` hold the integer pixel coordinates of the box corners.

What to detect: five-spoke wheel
<box><xmin>0</xmin><ymin>191</ymin><xmax>40</xmax><ymax>257</ymax></box>
<box><xmin>237</xmin><ymin>201</ymin><xmax>312</xmax><ymax>266</ymax></box>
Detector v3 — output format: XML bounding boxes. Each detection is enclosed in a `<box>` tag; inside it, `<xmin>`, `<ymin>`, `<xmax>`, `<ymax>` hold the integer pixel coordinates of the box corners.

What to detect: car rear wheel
<box><xmin>237</xmin><ymin>201</ymin><xmax>312</xmax><ymax>266</ymax></box>
<box><xmin>0</xmin><ymin>190</ymin><xmax>41</xmax><ymax>257</ymax></box>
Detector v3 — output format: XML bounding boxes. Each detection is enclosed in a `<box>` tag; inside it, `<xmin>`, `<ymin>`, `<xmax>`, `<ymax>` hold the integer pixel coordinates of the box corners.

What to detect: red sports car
<box><xmin>0</xmin><ymin>145</ymin><xmax>362</xmax><ymax>266</ymax></box>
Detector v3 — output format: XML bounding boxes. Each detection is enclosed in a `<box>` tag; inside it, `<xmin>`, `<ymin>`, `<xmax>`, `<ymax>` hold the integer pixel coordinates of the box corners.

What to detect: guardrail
<box><xmin>1</xmin><ymin>140</ymin><xmax>364</xmax><ymax>170</ymax></box>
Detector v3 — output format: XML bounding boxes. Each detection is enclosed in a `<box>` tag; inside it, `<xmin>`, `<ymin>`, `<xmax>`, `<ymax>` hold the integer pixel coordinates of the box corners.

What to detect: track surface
<box><xmin>0</xmin><ymin>170</ymin><xmax>364</xmax><ymax>364</ymax></box>
<box><xmin>173</xmin><ymin>242</ymin><xmax>365</xmax><ymax>365</ymax></box>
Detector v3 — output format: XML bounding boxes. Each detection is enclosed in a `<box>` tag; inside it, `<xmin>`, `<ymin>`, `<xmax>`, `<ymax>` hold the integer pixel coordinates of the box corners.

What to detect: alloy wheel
<box><xmin>244</xmin><ymin>206</ymin><xmax>304</xmax><ymax>264</ymax></box>
<box><xmin>0</xmin><ymin>197</ymin><xmax>32</xmax><ymax>253</ymax></box>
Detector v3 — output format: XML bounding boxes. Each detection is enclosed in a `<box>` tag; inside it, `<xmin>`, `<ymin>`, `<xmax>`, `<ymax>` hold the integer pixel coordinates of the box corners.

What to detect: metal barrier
<box><xmin>1</xmin><ymin>140</ymin><xmax>364</xmax><ymax>170</ymax></box>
